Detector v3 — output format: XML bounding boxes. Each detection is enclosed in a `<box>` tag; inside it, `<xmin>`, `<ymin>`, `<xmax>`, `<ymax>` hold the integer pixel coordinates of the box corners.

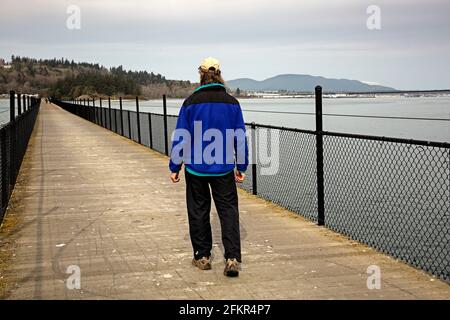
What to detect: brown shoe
<box><xmin>192</xmin><ymin>257</ymin><xmax>211</xmax><ymax>270</ymax></box>
<box><xmin>223</xmin><ymin>258</ymin><xmax>240</xmax><ymax>277</ymax></box>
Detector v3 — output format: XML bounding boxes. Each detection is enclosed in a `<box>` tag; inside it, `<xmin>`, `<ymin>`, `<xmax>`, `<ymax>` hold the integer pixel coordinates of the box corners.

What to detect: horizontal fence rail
<box><xmin>51</xmin><ymin>89</ymin><xmax>450</xmax><ymax>282</ymax></box>
<box><xmin>1</xmin><ymin>91</ymin><xmax>41</xmax><ymax>224</ymax></box>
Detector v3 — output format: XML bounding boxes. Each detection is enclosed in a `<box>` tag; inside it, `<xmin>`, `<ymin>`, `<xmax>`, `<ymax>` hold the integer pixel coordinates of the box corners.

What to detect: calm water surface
<box><xmin>1</xmin><ymin>96</ymin><xmax>449</xmax><ymax>142</ymax></box>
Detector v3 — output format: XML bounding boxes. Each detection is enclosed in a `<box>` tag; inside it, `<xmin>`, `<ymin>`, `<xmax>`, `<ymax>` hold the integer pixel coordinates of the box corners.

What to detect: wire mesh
<box><xmin>110</xmin><ymin>109</ymin><xmax>117</xmax><ymax>133</ymax></box>
<box><xmin>101</xmin><ymin>107</ymin><xmax>107</xmax><ymax>128</ymax></box>
<box><xmin>139</xmin><ymin>112</ymin><xmax>150</xmax><ymax>147</ymax></box>
<box><xmin>105</xmin><ymin>108</ymin><xmax>111</xmax><ymax>130</ymax></box>
<box><xmin>323</xmin><ymin>135</ymin><xmax>450</xmax><ymax>281</ymax></box>
<box><xmin>129</xmin><ymin>111</ymin><xmax>138</xmax><ymax>142</ymax></box>
<box><xmin>239</xmin><ymin>125</ymin><xmax>253</xmax><ymax>193</ymax></box>
<box><xmin>150</xmin><ymin>113</ymin><xmax>165</xmax><ymax>154</ymax></box>
<box><xmin>116</xmin><ymin>109</ymin><xmax>124</xmax><ymax>135</ymax></box>
<box><xmin>122</xmin><ymin>110</ymin><xmax>130</xmax><ymax>138</ymax></box>
<box><xmin>167</xmin><ymin>116</ymin><xmax>178</xmax><ymax>156</ymax></box>
<box><xmin>256</xmin><ymin>127</ymin><xmax>318</xmax><ymax>221</ymax></box>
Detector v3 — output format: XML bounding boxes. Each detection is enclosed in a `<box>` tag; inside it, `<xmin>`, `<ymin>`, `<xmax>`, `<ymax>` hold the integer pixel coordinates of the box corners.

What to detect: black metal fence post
<box><xmin>10</xmin><ymin>90</ymin><xmax>15</xmax><ymax>121</ymax></box>
<box><xmin>251</xmin><ymin>122</ymin><xmax>257</xmax><ymax>195</ymax></box>
<box><xmin>92</xmin><ymin>98</ymin><xmax>95</xmax><ymax>123</ymax></box>
<box><xmin>23</xmin><ymin>95</ymin><xmax>27</xmax><ymax>112</ymax></box>
<box><xmin>315</xmin><ymin>85</ymin><xmax>325</xmax><ymax>226</ymax></box>
<box><xmin>17</xmin><ymin>93</ymin><xmax>22</xmax><ymax>115</ymax></box>
<box><xmin>119</xmin><ymin>97</ymin><xmax>124</xmax><ymax>136</ymax></box>
<box><xmin>136</xmin><ymin>96</ymin><xmax>141</xmax><ymax>144</ymax></box>
<box><xmin>98</xmin><ymin>98</ymin><xmax>103</xmax><ymax>127</ymax></box>
<box><xmin>89</xmin><ymin>99</ymin><xmax>92</xmax><ymax>121</ymax></box>
<box><xmin>163</xmin><ymin>94</ymin><xmax>168</xmax><ymax>156</ymax></box>
<box><xmin>108</xmin><ymin>97</ymin><xmax>112</xmax><ymax>130</ymax></box>
<box><xmin>99</xmin><ymin>98</ymin><xmax>103</xmax><ymax>127</ymax></box>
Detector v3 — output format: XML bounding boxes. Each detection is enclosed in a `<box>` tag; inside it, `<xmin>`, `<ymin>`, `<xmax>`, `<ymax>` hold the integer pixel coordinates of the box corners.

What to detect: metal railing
<box><xmin>0</xmin><ymin>91</ymin><xmax>41</xmax><ymax>224</ymax></box>
<box><xmin>51</xmin><ymin>88</ymin><xmax>450</xmax><ymax>282</ymax></box>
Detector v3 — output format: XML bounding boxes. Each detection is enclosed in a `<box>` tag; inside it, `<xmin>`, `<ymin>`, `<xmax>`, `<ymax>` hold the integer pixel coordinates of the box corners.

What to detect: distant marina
<box><xmin>240</xmin><ymin>89</ymin><xmax>450</xmax><ymax>99</ymax></box>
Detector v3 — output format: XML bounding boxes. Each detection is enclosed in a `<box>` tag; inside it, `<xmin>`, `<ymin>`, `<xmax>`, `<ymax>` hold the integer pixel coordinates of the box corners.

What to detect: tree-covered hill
<box><xmin>0</xmin><ymin>56</ymin><xmax>196</xmax><ymax>99</ymax></box>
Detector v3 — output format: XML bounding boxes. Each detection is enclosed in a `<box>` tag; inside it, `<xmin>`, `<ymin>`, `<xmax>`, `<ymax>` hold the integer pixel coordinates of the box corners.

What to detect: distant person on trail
<box><xmin>169</xmin><ymin>57</ymin><xmax>248</xmax><ymax>277</ymax></box>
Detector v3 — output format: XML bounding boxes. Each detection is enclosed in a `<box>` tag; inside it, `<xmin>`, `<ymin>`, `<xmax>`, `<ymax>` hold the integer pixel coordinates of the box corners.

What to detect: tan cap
<box><xmin>199</xmin><ymin>57</ymin><xmax>220</xmax><ymax>71</ymax></box>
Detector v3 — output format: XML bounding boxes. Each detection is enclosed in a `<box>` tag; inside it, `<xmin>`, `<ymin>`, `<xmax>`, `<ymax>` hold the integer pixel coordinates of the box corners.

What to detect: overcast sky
<box><xmin>1</xmin><ymin>0</ymin><xmax>449</xmax><ymax>90</ymax></box>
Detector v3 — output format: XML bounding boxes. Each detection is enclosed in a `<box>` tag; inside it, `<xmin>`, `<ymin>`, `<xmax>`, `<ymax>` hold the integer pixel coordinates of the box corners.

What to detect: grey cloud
<box><xmin>1</xmin><ymin>0</ymin><xmax>449</xmax><ymax>89</ymax></box>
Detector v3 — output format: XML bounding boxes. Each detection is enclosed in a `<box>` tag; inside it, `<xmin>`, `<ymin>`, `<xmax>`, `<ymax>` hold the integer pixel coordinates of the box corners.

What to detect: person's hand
<box><xmin>235</xmin><ymin>171</ymin><xmax>245</xmax><ymax>183</ymax></box>
<box><xmin>170</xmin><ymin>172</ymin><xmax>180</xmax><ymax>183</ymax></box>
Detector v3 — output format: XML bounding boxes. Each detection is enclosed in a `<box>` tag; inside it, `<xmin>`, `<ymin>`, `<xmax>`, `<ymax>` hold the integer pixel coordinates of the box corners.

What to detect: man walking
<box><xmin>169</xmin><ymin>57</ymin><xmax>248</xmax><ymax>277</ymax></box>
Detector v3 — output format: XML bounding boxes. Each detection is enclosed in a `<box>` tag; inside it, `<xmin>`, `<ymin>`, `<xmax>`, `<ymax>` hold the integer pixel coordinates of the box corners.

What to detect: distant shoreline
<box><xmin>235</xmin><ymin>90</ymin><xmax>450</xmax><ymax>99</ymax></box>
<box><xmin>1</xmin><ymin>89</ymin><xmax>450</xmax><ymax>100</ymax></box>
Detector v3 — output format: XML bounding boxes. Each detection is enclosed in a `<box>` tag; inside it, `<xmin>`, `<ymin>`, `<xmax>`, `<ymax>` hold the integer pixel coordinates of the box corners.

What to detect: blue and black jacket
<box><xmin>169</xmin><ymin>83</ymin><xmax>248</xmax><ymax>176</ymax></box>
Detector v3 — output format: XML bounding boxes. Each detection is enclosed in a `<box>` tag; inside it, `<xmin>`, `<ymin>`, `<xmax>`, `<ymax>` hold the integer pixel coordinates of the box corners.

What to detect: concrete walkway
<box><xmin>0</xmin><ymin>102</ymin><xmax>448</xmax><ymax>300</ymax></box>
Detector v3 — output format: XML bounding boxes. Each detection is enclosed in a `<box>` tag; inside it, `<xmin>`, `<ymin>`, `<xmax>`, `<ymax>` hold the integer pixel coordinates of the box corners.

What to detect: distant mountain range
<box><xmin>227</xmin><ymin>74</ymin><xmax>396</xmax><ymax>93</ymax></box>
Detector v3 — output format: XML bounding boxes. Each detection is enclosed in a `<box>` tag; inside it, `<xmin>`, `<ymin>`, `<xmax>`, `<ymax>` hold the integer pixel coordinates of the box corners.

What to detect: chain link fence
<box><xmin>1</xmin><ymin>93</ymin><xmax>41</xmax><ymax>224</ymax></box>
<box><xmin>250</xmin><ymin>125</ymin><xmax>318</xmax><ymax>221</ymax></box>
<box><xmin>52</xmin><ymin>96</ymin><xmax>450</xmax><ymax>282</ymax></box>
<box><xmin>323</xmin><ymin>133</ymin><xmax>449</xmax><ymax>280</ymax></box>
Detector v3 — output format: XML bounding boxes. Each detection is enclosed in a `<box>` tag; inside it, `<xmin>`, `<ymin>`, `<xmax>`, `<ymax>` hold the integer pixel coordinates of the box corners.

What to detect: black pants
<box><xmin>185</xmin><ymin>170</ymin><xmax>241</xmax><ymax>262</ymax></box>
